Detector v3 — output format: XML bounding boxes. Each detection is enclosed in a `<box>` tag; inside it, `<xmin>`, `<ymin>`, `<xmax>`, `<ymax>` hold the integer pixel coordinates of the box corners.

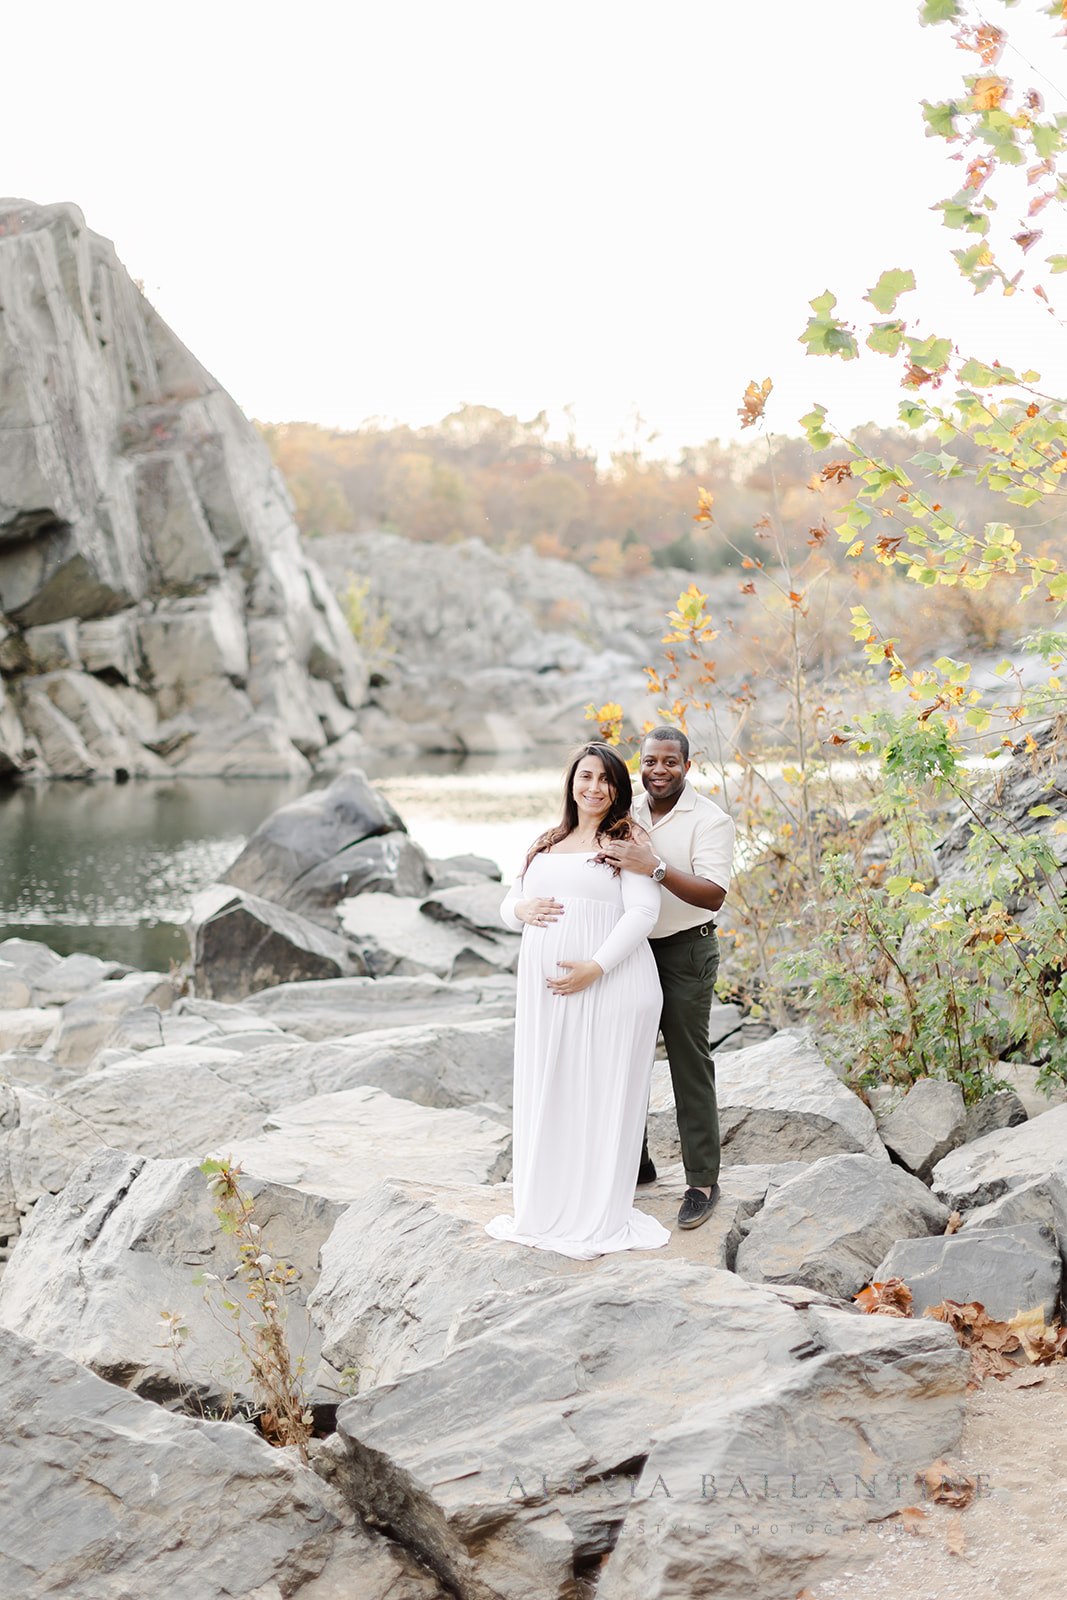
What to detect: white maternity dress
<box><xmin>485</xmin><ymin>850</ymin><xmax>670</xmax><ymax>1260</ymax></box>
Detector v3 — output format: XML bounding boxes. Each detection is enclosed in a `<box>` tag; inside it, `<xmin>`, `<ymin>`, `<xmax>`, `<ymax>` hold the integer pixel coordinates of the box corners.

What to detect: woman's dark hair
<box><xmin>523</xmin><ymin>742</ymin><xmax>637</xmax><ymax>873</ymax></box>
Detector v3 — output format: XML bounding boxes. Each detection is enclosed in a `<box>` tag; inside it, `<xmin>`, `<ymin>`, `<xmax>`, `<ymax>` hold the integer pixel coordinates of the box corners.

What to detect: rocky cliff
<box><xmin>0</xmin><ymin>200</ymin><xmax>366</xmax><ymax>780</ymax></box>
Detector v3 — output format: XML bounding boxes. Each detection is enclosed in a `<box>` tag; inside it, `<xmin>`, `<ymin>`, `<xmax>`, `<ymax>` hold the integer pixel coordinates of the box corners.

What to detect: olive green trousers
<box><xmin>648</xmin><ymin>926</ymin><xmax>721</xmax><ymax>1188</ymax></box>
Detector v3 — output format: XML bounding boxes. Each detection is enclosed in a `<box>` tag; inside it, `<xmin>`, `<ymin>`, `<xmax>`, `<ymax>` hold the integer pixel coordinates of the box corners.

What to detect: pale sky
<box><xmin>3</xmin><ymin>0</ymin><xmax>1066</xmax><ymax>459</ymax></box>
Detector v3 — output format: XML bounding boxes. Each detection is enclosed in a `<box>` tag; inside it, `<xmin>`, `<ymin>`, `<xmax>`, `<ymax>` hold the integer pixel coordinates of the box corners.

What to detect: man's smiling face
<box><xmin>640</xmin><ymin>736</ymin><xmax>689</xmax><ymax>806</ymax></box>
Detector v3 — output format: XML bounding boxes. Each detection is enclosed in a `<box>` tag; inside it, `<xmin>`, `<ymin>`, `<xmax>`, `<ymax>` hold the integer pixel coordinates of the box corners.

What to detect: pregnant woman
<box><xmin>486</xmin><ymin>742</ymin><xmax>670</xmax><ymax>1259</ymax></box>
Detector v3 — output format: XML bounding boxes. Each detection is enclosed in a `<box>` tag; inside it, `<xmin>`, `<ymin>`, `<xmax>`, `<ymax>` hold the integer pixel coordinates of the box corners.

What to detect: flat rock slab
<box><xmin>0</xmin><ymin>1327</ymin><xmax>434</xmax><ymax>1600</ymax></box>
<box><xmin>0</xmin><ymin>1046</ymin><xmax>268</xmax><ymax>1224</ymax></box>
<box><xmin>216</xmin><ymin>1017</ymin><xmax>516</xmax><ymax>1112</ymax></box>
<box><xmin>736</xmin><ymin>1153</ymin><xmax>950</xmax><ymax>1299</ymax></box>
<box><xmin>238</xmin><ymin>972</ymin><xmax>516</xmax><ymax>1041</ymax></box>
<box><xmin>873</xmin><ymin>1222</ymin><xmax>1062</xmax><ymax>1322</ymax></box>
<box><xmin>339</xmin><ymin>894</ymin><xmax>517</xmax><ymax>979</ymax></box>
<box><xmin>213</xmin><ymin>1085</ymin><xmax>513</xmax><ymax>1203</ymax></box>
<box><xmin>329</xmin><ymin>1260</ymin><xmax>967</xmax><ymax>1600</ymax></box>
<box><xmin>310</xmin><ymin>1168</ymin><xmax>802</xmax><ymax>1398</ymax></box>
<box><xmin>0</xmin><ymin>1147</ymin><xmax>342</xmax><ymax>1413</ymax></box>
<box><xmin>878</xmin><ymin>1078</ymin><xmax>967</xmax><ymax>1182</ymax></box>
<box><xmin>650</xmin><ymin>1029</ymin><xmax>884</xmax><ymax>1169</ymax></box>
<box><xmin>932</xmin><ymin>1102</ymin><xmax>1067</xmax><ymax>1210</ymax></box>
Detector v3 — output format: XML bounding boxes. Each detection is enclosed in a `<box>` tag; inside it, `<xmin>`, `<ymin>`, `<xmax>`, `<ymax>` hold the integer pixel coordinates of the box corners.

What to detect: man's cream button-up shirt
<box><xmin>632</xmin><ymin>779</ymin><xmax>736</xmax><ymax>940</ymax></box>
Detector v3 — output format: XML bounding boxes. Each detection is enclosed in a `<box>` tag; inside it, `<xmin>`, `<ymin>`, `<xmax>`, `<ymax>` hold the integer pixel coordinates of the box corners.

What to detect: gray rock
<box><xmin>0</xmin><ymin>965</ymin><xmax>34</xmax><ymax>1009</ymax></box>
<box><xmin>0</xmin><ymin>1046</ymin><xmax>268</xmax><ymax>1227</ymax></box>
<box><xmin>216</xmin><ymin>1017</ymin><xmax>516</xmax><ymax>1111</ymax></box>
<box><xmin>598</xmin><ymin>1311</ymin><xmax>966</xmax><ymax>1600</ymax></box>
<box><xmin>0</xmin><ymin>1008</ymin><xmax>56</xmax><ymax>1054</ymax></box>
<box><xmin>652</xmin><ymin>1030</ymin><xmax>883</xmax><ymax>1170</ymax></box>
<box><xmin>27</xmin><ymin>949</ymin><xmax>128</xmax><ymax>1005</ymax></box>
<box><xmin>0</xmin><ymin>199</ymin><xmax>365</xmax><ymax>780</ymax></box>
<box><xmin>214</xmin><ymin>1085</ymin><xmax>512</xmax><ymax>1203</ymax></box>
<box><xmin>222</xmin><ymin>769</ymin><xmax>405</xmax><ymax>910</ymax></box>
<box><xmin>236</xmin><ymin>972</ymin><xmax>516</xmax><ymax>1040</ymax></box>
<box><xmin>191</xmin><ymin>885</ymin><xmax>364</xmax><ymax>1001</ymax></box>
<box><xmin>873</xmin><ymin>1222</ymin><xmax>1062</xmax><ymax>1322</ymax></box>
<box><xmin>962</xmin><ymin>1088</ymin><xmax>1029</xmax><ymax>1142</ymax></box>
<box><xmin>430</xmin><ymin>852</ymin><xmax>502</xmax><ymax>889</ymax></box>
<box><xmin>0</xmin><ymin>1326</ymin><xmax>434</xmax><ymax>1599</ymax></box>
<box><xmin>0</xmin><ymin>1147</ymin><xmax>342</xmax><ymax>1413</ymax></box>
<box><xmin>960</xmin><ymin>1177</ymin><xmax>1058</xmax><ymax>1235</ymax></box>
<box><xmin>328</xmin><ymin>1261</ymin><xmax>966</xmax><ymax>1600</ymax></box>
<box><xmin>932</xmin><ymin>1102</ymin><xmax>1067</xmax><ymax>1210</ymax></box>
<box><xmin>419</xmin><ymin>881</ymin><xmax>514</xmax><ymax>937</ymax></box>
<box><xmin>736</xmin><ymin>1153</ymin><xmax>950</xmax><ymax>1299</ymax></box>
<box><xmin>309</xmin><ymin>1179</ymin><xmax>583</xmax><ymax>1394</ymax></box>
<box><xmin>339</xmin><ymin>894</ymin><xmax>518</xmax><ymax>980</ymax></box>
<box><xmin>878</xmin><ymin>1078</ymin><xmax>967</xmax><ymax>1182</ymax></box>
<box><xmin>297</xmin><ymin>829</ymin><xmax>433</xmax><ymax>907</ymax></box>
<box><xmin>48</xmin><ymin>970</ymin><xmax>177</xmax><ymax>1067</ymax></box>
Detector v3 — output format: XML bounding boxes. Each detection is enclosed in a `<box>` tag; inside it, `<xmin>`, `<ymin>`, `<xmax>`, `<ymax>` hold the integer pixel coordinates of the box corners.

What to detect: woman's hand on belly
<box><xmin>546</xmin><ymin>960</ymin><xmax>603</xmax><ymax>996</ymax></box>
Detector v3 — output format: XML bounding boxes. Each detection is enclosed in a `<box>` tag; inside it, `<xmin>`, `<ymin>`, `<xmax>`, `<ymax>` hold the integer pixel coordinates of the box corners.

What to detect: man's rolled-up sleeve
<box><xmin>691</xmin><ymin>811</ymin><xmax>736</xmax><ymax>895</ymax></box>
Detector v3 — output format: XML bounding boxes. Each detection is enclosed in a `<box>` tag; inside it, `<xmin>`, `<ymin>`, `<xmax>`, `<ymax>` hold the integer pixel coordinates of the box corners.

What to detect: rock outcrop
<box><xmin>0</xmin><ymin>200</ymin><xmax>366</xmax><ymax>779</ymax></box>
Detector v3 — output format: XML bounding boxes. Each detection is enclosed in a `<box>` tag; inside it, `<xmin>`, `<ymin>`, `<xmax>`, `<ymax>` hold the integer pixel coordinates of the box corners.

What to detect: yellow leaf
<box><xmin>909</xmin><ymin>881</ymin><xmax>926</xmax><ymax>893</ymax></box>
<box><xmin>847</xmin><ymin>539</ymin><xmax>865</xmax><ymax>558</ymax></box>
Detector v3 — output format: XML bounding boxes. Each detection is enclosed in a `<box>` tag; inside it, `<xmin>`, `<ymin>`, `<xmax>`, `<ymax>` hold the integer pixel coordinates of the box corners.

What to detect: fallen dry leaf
<box><xmin>924</xmin><ymin>1299</ymin><xmax>1024</xmax><ymax>1384</ymax></box>
<box><xmin>820</xmin><ymin>460</ymin><xmax>853</xmax><ymax>484</ymax></box>
<box><xmin>896</xmin><ymin>1505</ymin><xmax>929</xmax><ymax>1536</ymax></box>
<box><xmin>944</xmin><ymin>1211</ymin><xmax>963</xmax><ymax>1235</ymax></box>
<box><xmin>946</xmin><ymin>1512</ymin><xmax>967</xmax><ymax>1558</ymax></box>
<box><xmin>855</xmin><ymin>1277</ymin><xmax>914</xmax><ymax>1317</ymax></box>
<box><xmin>1003</xmin><ymin>1366</ymin><xmax>1046</xmax><ymax>1389</ymax></box>
<box><xmin>917</xmin><ymin>1459</ymin><xmax>977</xmax><ymax>1509</ymax></box>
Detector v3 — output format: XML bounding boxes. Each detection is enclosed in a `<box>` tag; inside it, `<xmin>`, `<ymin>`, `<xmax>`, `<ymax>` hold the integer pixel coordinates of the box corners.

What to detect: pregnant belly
<box><xmin>523</xmin><ymin>901</ymin><xmax>618</xmax><ymax>980</ymax></box>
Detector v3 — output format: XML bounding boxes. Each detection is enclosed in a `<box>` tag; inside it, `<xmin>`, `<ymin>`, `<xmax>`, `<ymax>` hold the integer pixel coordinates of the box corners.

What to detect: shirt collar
<box><xmin>634</xmin><ymin>778</ymin><xmax>695</xmax><ymax>822</ymax></box>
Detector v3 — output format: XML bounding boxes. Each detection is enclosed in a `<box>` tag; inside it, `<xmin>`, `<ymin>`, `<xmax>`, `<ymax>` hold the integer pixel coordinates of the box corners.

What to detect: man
<box><xmin>598</xmin><ymin>726</ymin><xmax>735</xmax><ymax>1230</ymax></box>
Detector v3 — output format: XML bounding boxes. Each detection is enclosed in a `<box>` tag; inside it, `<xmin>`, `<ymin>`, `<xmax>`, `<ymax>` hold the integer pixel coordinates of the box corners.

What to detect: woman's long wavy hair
<box><xmin>523</xmin><ymin>743</ymin><xmax>637</xmax><ymax>874</ymax></box>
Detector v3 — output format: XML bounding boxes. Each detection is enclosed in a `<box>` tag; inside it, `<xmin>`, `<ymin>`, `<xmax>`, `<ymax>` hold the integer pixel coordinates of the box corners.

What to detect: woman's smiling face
<box><xmin>572</xmin><ymin>753</ymin><xmax>614</xmax><ymax>823</ymax></box>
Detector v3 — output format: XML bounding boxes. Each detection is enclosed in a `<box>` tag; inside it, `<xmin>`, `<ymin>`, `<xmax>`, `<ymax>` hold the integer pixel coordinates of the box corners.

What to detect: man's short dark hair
<box><xmin>642</xmin><ymin>725</ymin><xmax>690</xmax><ymax>762</ymax></box>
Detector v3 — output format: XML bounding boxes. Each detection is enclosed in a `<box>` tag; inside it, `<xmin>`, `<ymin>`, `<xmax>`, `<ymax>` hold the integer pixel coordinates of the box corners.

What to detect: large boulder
<box><xmin>597</xmin><ymin>1308</ymin><xmax>966</xmax><ymax>1600</ymax></box>
<box><xmin>735</xmin><ymin>1153</ymin><xmax>950</xmax><ymax>1298</ymax></box>
<box><xmin>0</xmin><ymin>1327</ymin><xmax>436</xmax><ymax>1600</ymax></box>
<box><xmin>649</xmin><ymin>1030</ymin><xmax>884</xmax><ymax>1170</ymax></box>
<box><xmin>877</xmin><ymin>1077</ymin><xmax>967</xmax><ymax>1182</ymax></box>
<box><xmin>932</xmin><ymin>1102</ymin><xmax>1067</xmax><ymax>1210</ymax></box>
<box><xmin>0</xmin><ymin>199</ymin><xmax>365</xmax><ymax>779</ymax></box>
<box><xmin>872</xmin><ymin>1222</ymin><xmax>1062</xmax><ymax>1322</ymax></box>
<box><xmin>213</xmin><ymin>1085</ymin><xmax>512</xmax><ymax>1203</ymax></box>
<box><xmin>191</xmin><ymin>885</ymin><xmax>365</xmax><ymax>1000</ymax></box>
<box><xmin>221</xmin><ymin>769</ymin><xmax>423</xmax><ymax>919</ymax></box>
<box><xmin>325</xmin><ymin>1261</ymin><xmax>967</xmax><ymax>1600</ymax></box>
<box><xmin>0</xmin><ymin>1147</ymin><xmax>342</xmax><ymax>1413</ymax></box>
<box><xmin>339</xmin><ymin>893</ymin><xmax>518</xmax><ymax>979</ymax></box>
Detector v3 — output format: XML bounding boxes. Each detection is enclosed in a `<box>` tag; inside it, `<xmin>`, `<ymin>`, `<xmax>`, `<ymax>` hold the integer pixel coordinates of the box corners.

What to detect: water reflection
<box><xmin>0</xmin><ymin>778</ymin><xmax>308</xmax><ymax>968</ymax></box>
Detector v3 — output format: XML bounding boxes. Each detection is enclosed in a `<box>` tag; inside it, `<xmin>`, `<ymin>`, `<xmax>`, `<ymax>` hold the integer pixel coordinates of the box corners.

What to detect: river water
<box><xmin>0</xmin><ymin>765</ymin><xmax>564</xmax><ymax>971</ymax></box>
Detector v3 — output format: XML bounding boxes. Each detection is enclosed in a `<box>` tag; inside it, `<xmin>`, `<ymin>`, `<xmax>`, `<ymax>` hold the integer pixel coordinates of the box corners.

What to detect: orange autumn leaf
<box><xmin>916</xmin><ymin>1460</ymin><xmax>977</xmax><ymax>1509</ymax></box>
<box><xmin>820</xmin><ymin>460</ymin><xmax>853</xmax><ymax>484</ymax></box>
<box><xmin>896</xmin><ymin>1505</ymin><xmax>929</xmax><ymax>1536</ymax></box>
<box><xmin>855</xmin><ymin>1277</ymin><xmax>914</xmax><ymax>1318</ymax></box>
<box><xmin>1013</xmin><ymin>229</ymin><xmax>1042</xmax><ymax>252</ymax></box>
<box><xmin>737</xmin><ymin>376</ymin><xmax>773</xmax><ymax>430</ymax></box>
<box><xmin>693</xmin><ymin>486</ymin><xmax>715</xmax><ymax>524</ymax></box>
<box><xmin>972</xmin><ymin>75</ymin><xmax>1007</xmax><ymax>111</ymax></box>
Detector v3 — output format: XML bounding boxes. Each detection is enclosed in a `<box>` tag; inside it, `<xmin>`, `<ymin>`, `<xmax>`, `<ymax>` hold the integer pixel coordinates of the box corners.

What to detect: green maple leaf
<box><xmin>866</xmin><ymin>269</ymin><xmax>916</xmax><ymax>315</ymax></box>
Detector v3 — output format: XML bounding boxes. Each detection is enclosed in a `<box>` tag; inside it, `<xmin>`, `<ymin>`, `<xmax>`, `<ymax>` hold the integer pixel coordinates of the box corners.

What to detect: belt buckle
<box><xmin>698</xmin><ymin>923</ymin><xmax>709</xmax><ymax>938</ymax></box>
